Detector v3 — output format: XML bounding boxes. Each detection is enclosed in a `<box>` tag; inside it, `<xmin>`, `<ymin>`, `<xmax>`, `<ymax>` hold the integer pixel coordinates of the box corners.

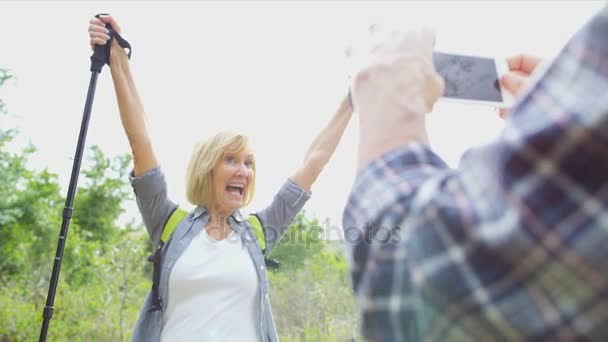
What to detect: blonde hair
<box><xmin>185</xmin><ymin>131</ymin><xmax>256</xmax><ymax>208</ymax></box>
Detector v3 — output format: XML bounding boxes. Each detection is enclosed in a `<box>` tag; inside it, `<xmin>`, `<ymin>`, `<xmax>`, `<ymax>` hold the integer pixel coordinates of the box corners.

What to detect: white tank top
<box><xmin>160</xmin><ymin>228</ymin><xmax>260</xmax><ymax>341</ymax></box>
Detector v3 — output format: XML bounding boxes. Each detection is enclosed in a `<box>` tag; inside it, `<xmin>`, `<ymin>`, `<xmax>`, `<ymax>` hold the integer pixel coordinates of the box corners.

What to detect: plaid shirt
<box><xmin>343</xmin><ymin>7</ymin><xmax>608</xmax><ymax>341</ymax></box>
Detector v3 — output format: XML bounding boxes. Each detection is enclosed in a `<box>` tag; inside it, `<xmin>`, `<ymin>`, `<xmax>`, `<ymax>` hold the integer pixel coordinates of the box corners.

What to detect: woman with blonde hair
<box><xmin>89</xmin><ymin>15</ymin><xmax>352</xmax><ymax>342</ymax></box>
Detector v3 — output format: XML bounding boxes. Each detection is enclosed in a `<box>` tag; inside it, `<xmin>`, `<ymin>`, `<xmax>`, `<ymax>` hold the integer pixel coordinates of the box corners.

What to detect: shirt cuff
<box><xmin>129</xmin><ymin>167</ymin><xmax>166</xmax><ymax>199</ymax></box>
<box><xmin>344</xmin><ymin>143</ymin><xmax>449</xmax><ymax>229</ymax></box>
<box><xmin>354</xmin><ymin>143</ymin><xmax>448</xmax><ymax>191</ymax></box>
<box><xmin>279</xmin><ymin>178</ymin><xmax>312</xmax><ymax>209</ymax></box>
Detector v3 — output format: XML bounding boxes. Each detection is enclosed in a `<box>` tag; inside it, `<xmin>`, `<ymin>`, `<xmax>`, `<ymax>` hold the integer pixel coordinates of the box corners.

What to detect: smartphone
<box><xmin>432</xmin><ymin>51</ymin><xmax>513</xmax><ymax>108</ymax></box>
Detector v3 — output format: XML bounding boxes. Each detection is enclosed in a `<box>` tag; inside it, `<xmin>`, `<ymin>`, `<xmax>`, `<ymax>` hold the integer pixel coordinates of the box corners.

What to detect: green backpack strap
<box><xmin>249</xmin><ymin>214</ymin><xmax>280</xmax><ymax>271</ymax></box>
<box><xmin>161</xmin><ymin>207</ymin><xmax>189</xmax><ymax>243</ymax></box>
<box><xmin>158</xmin><ymin>208</ymin><xmax>279</xmax><ymax>272</ymax></box>
<box><xmin>148</xmin><ymin>206</ymin><xmax>188</xmax><ymax>312</ymax></box>
<box><xmin>247</xmin><ymin>214</ymin><xmax>266</xmax><ymax>251</ymax></box>
<box><xmin>160</xmin><ymin>208</ymin><xmax>266</xmax><ymax>252</ymax></box>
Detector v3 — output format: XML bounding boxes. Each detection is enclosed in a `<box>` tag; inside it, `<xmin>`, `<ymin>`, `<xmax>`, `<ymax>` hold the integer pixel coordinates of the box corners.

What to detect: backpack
<box><xmin>147</xmin><ymin>206</ymin><xmax>279</xmax><ymax>312</ymax></box>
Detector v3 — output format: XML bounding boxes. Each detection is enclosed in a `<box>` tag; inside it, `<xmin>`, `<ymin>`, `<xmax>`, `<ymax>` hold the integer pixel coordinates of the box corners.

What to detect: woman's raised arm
<box><xmin>89</xmin><ymin>15</ymin><xmax>158</xmax><ymax>176</ymax></box>
<box><xmin>290</xmin><ymin>94</ymin><xmax>353</xmax><ymax>192</ymax></box>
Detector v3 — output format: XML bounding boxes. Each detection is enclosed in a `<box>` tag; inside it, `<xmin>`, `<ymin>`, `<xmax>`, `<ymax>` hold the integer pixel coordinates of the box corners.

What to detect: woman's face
<box><xmin>210</xmin><ymin>148</ymin><xmax>254</xmax><ymax>216</ymax></box>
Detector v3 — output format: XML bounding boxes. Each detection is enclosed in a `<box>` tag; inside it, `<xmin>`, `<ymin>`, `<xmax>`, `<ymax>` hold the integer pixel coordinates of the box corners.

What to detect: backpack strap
<box><xmin>160</xmin><ymin>207</ymin><xmax>188</xmax><ymax>243</ymax></box>
<box><xmin>160</xmin><ymin>209</ymin><xmax>265</xmax><ymax>248</ymax></box>
<box><xmin>247</xmin><ymin>214</ymin><xmax>266</xmax><ymax>251</ymax></box>
<box><xmin>148</xmin><ymin>206</ymin><xmax>187</xmax><ymax>312</ymax></box>
<box><xmin>248</xmin><ymin>214</ymin><xmax>280</xmax><ymax>271</ymax></box>
<box><xmin>147</xmin><ymin>208</ymin><xmax>279</xmax><ymax>312</ymax></box>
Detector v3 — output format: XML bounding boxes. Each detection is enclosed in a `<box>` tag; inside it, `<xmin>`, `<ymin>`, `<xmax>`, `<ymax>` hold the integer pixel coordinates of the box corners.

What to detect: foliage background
<box><xmin>0</xmin><ymin>70</ymin><xmax>360</xmax><ymax>341</ymax></box>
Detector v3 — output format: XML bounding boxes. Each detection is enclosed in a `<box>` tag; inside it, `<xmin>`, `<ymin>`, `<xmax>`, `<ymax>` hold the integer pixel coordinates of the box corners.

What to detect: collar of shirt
<box><xmin>191</xmin><ymin>205</ymin><xmax>247</xmax><ymax>223</ymax></box>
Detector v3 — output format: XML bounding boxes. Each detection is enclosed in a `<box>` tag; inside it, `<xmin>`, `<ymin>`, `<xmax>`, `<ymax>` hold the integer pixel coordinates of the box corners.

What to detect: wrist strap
<box><xmin>90</xmin><ymin>14</ymin><xmax>132</xmax><ymax>73</ymax></box>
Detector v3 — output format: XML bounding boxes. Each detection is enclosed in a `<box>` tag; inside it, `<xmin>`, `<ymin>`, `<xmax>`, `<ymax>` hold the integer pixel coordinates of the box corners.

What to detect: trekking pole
<box><xmin>39</xmin><ymin>14</ymin><xmax>131</xmax><ymax>342</ymax></box>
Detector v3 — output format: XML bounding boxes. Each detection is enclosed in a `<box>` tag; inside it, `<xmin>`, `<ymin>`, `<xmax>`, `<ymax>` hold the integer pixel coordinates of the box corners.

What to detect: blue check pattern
<box><xmin>343</xmin><ymin>7</ymin><xmax>608</xmax><ymax>341</ymax></box>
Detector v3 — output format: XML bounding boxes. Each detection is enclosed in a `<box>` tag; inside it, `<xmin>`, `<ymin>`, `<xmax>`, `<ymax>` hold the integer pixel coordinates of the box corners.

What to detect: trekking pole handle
<box><xmin>90</xmin><ymin>13</ymin><xmax>131</xmax><ymax>73</ymax></box>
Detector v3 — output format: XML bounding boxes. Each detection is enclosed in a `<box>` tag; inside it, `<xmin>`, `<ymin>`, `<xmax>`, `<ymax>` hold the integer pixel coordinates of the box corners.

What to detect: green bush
<box><xmin>269</xmin><ymin>252</ymin><xmax>362</xmax><ymax>341</ymax></box>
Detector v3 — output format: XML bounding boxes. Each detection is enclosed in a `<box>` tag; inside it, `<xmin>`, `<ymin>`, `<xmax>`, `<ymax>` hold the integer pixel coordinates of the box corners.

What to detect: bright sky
<box><xmin>1</xmin><ymin>1</ymin><xmax>604</xmax><ymax>240</ymax></box>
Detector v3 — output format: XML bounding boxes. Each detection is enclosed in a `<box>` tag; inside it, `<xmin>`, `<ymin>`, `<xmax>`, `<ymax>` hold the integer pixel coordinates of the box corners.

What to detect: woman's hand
<box><xmin>88</xmin><ymin>15</ymin><xmax>158</xmax><ymax>176</ymax></box>
<box><xmin>88</xmin><ymin>17</ymin><xmax>110</xmax><ymax>48</ymax></box>
<box><xmin>89</xmin><ymin>15</ymin><xmax>122</xmax><ymax>48</ymax></box>
<box><xmin>88</xmin><ymin>15</ymin><xmax>125</xmax><ymax>64</ymax></box>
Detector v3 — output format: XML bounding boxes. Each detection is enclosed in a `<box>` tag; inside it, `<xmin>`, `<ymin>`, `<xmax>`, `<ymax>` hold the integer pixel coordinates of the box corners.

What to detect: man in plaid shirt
<box><xmin>343</xmin><ymin>6</ymin><xmax>608</xmax><ymax>341</ymax></box>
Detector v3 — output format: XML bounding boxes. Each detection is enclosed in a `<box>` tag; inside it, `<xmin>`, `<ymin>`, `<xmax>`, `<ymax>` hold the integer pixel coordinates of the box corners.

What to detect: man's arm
<box><xmin>344</xmin><ymin>9</ymin><xmax>608</xmax><ymax>340</ymax></box>
<box><xmin>347</xmin><ymin>27</ymin><xmax>444</xmax><ymax>170</ymax></box>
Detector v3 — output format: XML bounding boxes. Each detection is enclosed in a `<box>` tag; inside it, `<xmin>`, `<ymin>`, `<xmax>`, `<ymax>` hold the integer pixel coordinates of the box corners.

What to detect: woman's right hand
<box><xmin>498</xmin><ymin>54</ymin><xmax>543</xmax><ymax>119</ymax></box>
<box><xmin>89</xmin><ymin>15</ymin><xmax>158</xmax><ymax>175</ymax></box>
<box><xmin>88</xmin><ymin>15</ymin><xmax>125</xmax><ymax>63</ymax></box>
<box><xmin>89</xmin><ymin>15</ymin><xmax>121</xmax><ymax>48</ymax></box>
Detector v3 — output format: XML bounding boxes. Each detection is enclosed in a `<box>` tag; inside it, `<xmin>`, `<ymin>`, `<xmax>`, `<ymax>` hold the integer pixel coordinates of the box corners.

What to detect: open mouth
<box><xmin>225</xmin><ymin>184</ymin><xmax>245</xmax><ymax>197</ymax></box>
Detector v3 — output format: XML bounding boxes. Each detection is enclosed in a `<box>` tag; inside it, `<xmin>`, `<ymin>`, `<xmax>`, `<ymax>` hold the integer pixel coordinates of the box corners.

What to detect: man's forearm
<box><xmin>352</xmin><ymin>57</ymin><xmax>434</xmax><ymax>170</ymax></box>
<box><xmin>357</xmin><ymin>112</ymin><xmax>429</xmax><ymax>171</ymax></box>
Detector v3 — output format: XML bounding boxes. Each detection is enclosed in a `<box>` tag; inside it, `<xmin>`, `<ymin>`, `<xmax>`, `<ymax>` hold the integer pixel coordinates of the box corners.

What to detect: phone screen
<box><xmin>433</xmin><ymin>52</ymin><xmax>503</xmax><ymax>102</ymax></box>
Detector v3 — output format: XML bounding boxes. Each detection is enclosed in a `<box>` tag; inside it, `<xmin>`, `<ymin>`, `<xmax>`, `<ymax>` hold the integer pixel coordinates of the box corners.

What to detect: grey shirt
<box><xmin>128</xmin><ymin>167</ymin><xmax>311</xmax><ymax>342</ymax></box>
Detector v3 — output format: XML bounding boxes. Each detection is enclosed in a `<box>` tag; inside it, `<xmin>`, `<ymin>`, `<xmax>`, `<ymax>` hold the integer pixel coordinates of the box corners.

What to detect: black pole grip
<box><xmin>90</xmin><ymin>13</ymin><xmax>131</xmax><ymax>73</ymax></box>
<box><xmin>90</xmin><ymin>14</ymin><xmax>113</xmax><ymax>73</ymax></box>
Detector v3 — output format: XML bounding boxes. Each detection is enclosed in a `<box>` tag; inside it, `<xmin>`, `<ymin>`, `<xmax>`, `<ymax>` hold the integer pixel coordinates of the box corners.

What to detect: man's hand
<box><xmin>346</xmin><ymin>25</ymin><xmax>444</xmax><ymax>170</ymax></box>
<box><xmin>498</xmin><ymin>54</ymin><xmax>543</xmax><ymax>119</ymax></box>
